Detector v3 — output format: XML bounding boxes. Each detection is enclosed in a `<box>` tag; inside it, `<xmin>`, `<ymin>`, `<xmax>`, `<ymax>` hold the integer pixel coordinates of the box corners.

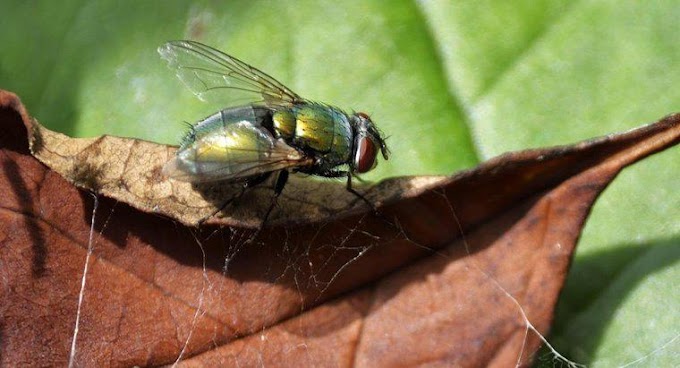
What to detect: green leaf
<box><xmin>421</xmin><ymin>1</ymin><xmax>679</xmax><ymax>365</ymax></box>
<box><xmin>1</xmin><ymin>1</ymin><xmax>677</xmax><ymax>365</ymax></box>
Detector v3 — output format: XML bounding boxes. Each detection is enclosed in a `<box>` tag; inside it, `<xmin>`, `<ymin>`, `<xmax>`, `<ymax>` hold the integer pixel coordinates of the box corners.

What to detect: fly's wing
<box><xmin>163</xmin><ymin>121</ymin><xmax>311</xmax><ymax>183</ymax></box>
<box><xmin>158</xmin><ymin>40</ymin><xmax>303</xmax><ymax>107</ymax></box>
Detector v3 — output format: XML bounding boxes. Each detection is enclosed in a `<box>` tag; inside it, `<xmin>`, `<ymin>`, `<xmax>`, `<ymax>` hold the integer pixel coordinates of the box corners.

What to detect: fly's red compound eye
<box><xmin>354</xmin><ymin>137</ymin><xmax>378</xmax><ymax>173</ymax></box>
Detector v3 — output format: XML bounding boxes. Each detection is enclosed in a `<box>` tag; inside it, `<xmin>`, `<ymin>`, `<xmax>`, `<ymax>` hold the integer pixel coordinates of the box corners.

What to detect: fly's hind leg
<box><xmin>243</xmin><ymin>170</ymin><xmax>289</xmax><ymax>243</ymax></box>
<box><xmin>198</xmin><ymin>172</ymin><xmax>272</xmax><ymax>225</ymax></box>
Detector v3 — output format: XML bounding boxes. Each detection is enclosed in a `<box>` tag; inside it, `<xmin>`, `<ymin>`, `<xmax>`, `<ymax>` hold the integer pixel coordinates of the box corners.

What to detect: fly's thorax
<box><xmin>294</xmin><ymin>105</ymin><xmax>336</xmax><ymax>152</ymax></box>
<box><xmin>272</xmin><ymin>104</ymin><xmax>352</xmax><ymax>166</ymax></box>
<box><xmin>272</xmin><ymin>109</ymin><xmax>296</xmax><ymax>139</ymax></box>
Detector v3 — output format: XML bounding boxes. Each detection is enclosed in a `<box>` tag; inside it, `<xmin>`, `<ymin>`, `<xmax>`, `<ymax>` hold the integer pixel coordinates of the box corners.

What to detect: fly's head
<box><xmin>350</xmin><ymin>112</ymin><xmax>389</xmax><ymax>174</ymax></box>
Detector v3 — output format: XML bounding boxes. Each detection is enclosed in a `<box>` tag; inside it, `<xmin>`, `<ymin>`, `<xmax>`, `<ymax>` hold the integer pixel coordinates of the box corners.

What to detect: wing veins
<box><xmin>166</xmin><ymin>40</ymin><xmax>302</xmax><ymax>105</ymax></box>
<box><xmin>186</xmin><ymin>42</ymin><xmax>294</xmax><ymax>95</ymax></box>
<box><xmin>179</xmin><ymin>65</ymin><xmax>275</xmax><ymax>96</ymax></box>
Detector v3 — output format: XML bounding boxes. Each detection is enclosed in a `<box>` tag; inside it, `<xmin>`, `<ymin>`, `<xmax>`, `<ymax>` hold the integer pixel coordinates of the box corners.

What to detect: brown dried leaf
<box><xmin>28</xmin><ymin>112</ymin><xmax>442</xmax><ymax>228</ymax></box>
<box><xmin>1</xmin><ymin>89</ymin><xmax>678</xmax><ymax>367</ymax></box>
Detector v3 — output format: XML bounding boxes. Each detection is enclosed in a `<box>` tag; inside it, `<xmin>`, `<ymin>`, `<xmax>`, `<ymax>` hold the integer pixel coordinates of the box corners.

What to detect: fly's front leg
<box><xmin>346</xmin><ymin>172</ymin><xmax>378</xmax><ymax>212</ymax></box>
<box><xmin>320</xmin><ymin>170</ymin><xmax>377</xmax><ymax>212</ymax></box>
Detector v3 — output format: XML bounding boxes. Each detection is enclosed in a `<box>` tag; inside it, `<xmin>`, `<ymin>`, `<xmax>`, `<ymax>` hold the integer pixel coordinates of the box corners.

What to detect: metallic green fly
<box><xmin>158</xmin><ymin>40</ymin><xmax>389</xmax><ymax>221</ymax></box>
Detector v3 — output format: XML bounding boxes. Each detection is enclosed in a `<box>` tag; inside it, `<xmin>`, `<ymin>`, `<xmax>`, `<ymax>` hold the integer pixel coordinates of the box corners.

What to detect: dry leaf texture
<box><xmin>1</xmin><ymin>90</ymin><xmax>678</xmax><ymax>367</ymax></box>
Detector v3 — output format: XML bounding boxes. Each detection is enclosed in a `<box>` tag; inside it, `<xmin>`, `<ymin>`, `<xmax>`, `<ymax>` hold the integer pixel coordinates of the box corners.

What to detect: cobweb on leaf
<box><xmin>69</xmin><ymin>187</ymin><xmax>592</xmax><ymax>367</ymax></box>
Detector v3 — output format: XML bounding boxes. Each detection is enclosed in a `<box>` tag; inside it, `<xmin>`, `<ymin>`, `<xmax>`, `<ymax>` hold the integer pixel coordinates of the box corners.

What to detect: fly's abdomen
<box><xmin>165</xmin><ymin>105</ymin><xmax>304</xmax><ymax>183</ymax></box>
<box><xmin>181</xmin><ymin>106</ymin><xmax>271</xmax><ymax>149</ymax></box>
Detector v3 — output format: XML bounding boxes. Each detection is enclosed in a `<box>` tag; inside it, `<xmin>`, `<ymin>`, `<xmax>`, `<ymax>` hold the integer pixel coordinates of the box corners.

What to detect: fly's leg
<box><xmin>198</xmin><ymin>172</ymin><xmax>272</xmax><ymax>225</ymax></box>
<box><xmin>260</xmin><ymin>170</ymin><xmax>289</xmax><ymax>228</ymax></box>
<box><xmin>320</xmin><ymin>172</ymin><xmax>395</xmax><ymax>228</ymax></box>
<box><xmin>346</xmin><ymin>172</ymin><xmax>379</xmax><ymax>213</ymax></box>
<box><xmin>352</xmin><ymin>175</ymin><xmax>369</xmax><ymax>184</ymax></box>
<box><xmin>239</xmin><ymin>170</ymin><xmax>288</xmax><ymax>243</ymax></box>
<box><xmin>243</xmin><ymin>170</ymin><xmax>289</xmax><ymax>244</ymax></box>
<box><xmin>320</xmin><ymin>170</ymin><xmax>377</xmax><ymax>212</ymax></box>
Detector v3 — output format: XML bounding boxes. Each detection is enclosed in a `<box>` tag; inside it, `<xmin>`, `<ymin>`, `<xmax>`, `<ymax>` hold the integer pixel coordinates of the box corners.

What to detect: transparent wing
<box><xmin>158</xmin><ymin>40</ymin><xmax>303</xmax><ymax>107</ymax></box>
<box><xmin>163</xmin><ymin>121</ymin><xmax>311</xmax><ymax>183</ymax></box>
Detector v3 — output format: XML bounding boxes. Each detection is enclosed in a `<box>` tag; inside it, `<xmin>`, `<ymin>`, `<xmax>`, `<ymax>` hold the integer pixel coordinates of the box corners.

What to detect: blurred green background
<box><xmin>1</xmin><ymin>1</ymin><xmax>677</xmax><ymax>366</ymax></box>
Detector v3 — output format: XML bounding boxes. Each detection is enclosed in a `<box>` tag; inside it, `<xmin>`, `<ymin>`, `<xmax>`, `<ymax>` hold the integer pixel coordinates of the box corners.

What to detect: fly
<box><xmin>158</xmin><ymin>40</ymin><xmax>389</xmax><ymax>223</ymax></box>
